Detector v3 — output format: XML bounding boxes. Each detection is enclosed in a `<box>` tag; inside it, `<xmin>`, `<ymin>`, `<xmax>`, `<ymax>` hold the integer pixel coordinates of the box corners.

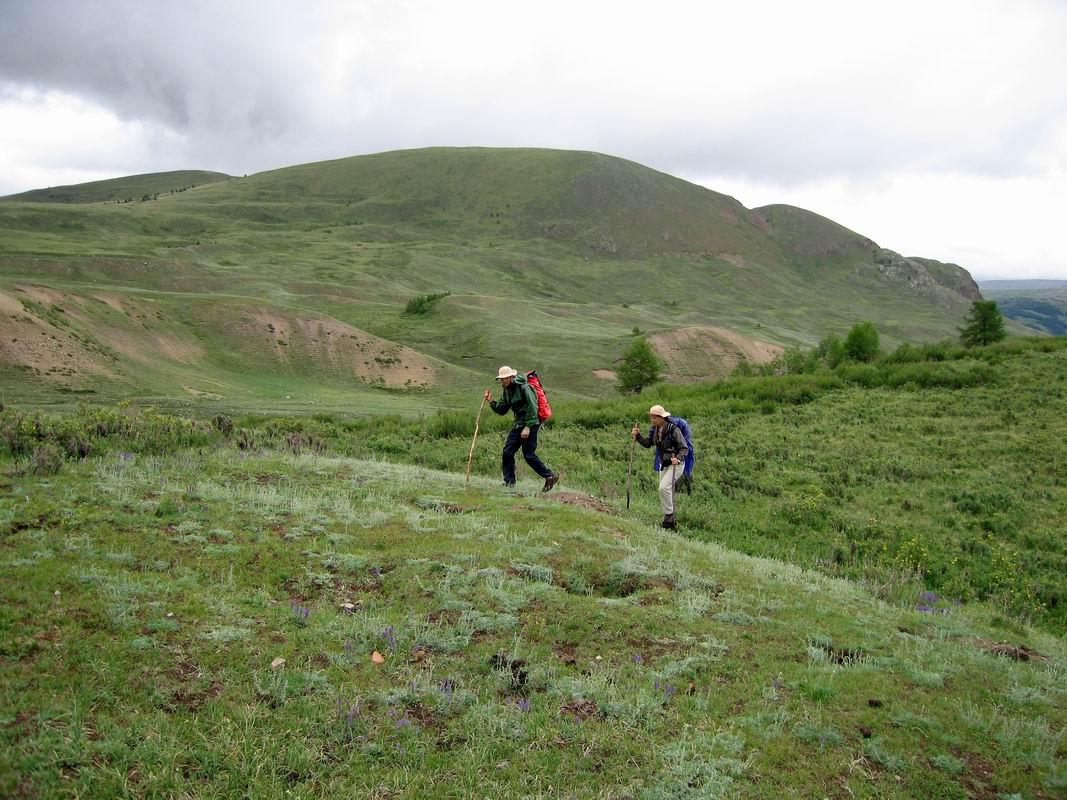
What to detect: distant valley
<box><xmin>980</xmin><ymin>279</ymin><xmax>1067</xmax><ymax>335</ymax></box>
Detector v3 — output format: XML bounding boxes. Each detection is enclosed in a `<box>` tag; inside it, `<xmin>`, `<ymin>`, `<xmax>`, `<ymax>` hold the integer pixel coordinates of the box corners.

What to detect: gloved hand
<box><xmin>520</xmin><ymin>426</ymin><xmax>531</xmax><ymax>440</ymax></box>
<box><xmin>631</xmin><ymin>425</ymin><xmax>640</xmax><ymax>438</ymax></box>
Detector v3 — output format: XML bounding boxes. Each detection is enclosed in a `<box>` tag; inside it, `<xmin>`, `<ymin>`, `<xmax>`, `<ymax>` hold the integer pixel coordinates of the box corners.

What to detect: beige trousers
<box><xmin>658</xmin><ymin>464</ymin><xmax>682</xmax><ymax>515</ymax></box>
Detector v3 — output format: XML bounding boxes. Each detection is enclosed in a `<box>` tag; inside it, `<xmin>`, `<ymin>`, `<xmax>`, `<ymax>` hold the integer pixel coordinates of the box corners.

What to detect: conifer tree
<box><xmin>959</xmin><ymin>299</ymin><xmax>1006</xmax><ymax>347</ymax></box>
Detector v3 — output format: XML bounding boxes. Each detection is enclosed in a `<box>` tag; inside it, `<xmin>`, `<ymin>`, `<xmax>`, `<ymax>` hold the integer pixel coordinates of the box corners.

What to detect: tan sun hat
<box><xmin>648</xmin><ymin>404</ymin><xmax>671</xmax><ymax>418</ymax></box>
<box><xmin>495</xmin><ymin>365</ymin><xmax>519</xmax><ymax>380</ymax></box>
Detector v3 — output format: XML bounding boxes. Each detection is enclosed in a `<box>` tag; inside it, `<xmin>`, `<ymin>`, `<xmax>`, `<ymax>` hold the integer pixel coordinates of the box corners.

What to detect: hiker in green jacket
<box><xmin>483</xmin><ymin>366</ymin><xmax>559</xmax><ymax>491</ymax></box>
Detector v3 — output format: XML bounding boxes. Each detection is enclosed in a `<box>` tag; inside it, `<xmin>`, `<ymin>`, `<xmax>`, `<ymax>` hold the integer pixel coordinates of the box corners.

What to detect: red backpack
<box><xmin>525</xmin><ymin>370</ymin><xmax>553</xmax><ymax>423</ymax></box>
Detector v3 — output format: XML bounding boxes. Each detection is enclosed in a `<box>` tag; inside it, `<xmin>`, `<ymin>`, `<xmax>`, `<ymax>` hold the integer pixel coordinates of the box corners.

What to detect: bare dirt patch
<box><xmin>949</xmin><ymin>747</ymin><xmax>1002</xmax><ymax>800</ymax></box>
<box><xmin>237</xmin><ymin>307</ymin><xmax>439</xmax><ymax>387</ymax></box>
<box><xmin>93</xmin><ymin>293</ymin><xmax>127</xmax><ymax>313</ymax></box>
<box><xmin>0</xmin><ymin>284</ymin><xmax>204</xmax><ymax>383</ymax></box>
<box><xmin>649</xmin><ymin>325</ymin><xmax>783</xmax><ymax>382</ymax></box>
<box><xmin>551</xmin><ymin>492</ymin><xmax>613</xmax><ymax>513</ymax></box>
<box><xmin>560</xmin><ymin>697</ymin><xmax>600</xmax><ymax>721</ymax></box>
<box><xmin>592</xmin><ymin>369</ymin><xmax>617</xmax><ymax>381</ymax></box>
<box><xmin>0</xmin><ymin>288</ymin><xmax>113</xmax><ymax>380</ymax></box>
<box><xmin>972</xmin><ymin>638</ymin><xmax>1047</xmax><ymax>662</ymax></box>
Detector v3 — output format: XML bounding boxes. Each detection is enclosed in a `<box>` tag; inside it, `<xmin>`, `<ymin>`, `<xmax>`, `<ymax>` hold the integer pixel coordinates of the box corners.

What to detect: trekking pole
<box><xmin>625</xmin><ymin>420</ymin><xmax>638</xmax><ymax>509</ymax></box>
<box><xmin>465</xmin><ymin>395</ymin><xmax>488</xmax><ymax>485</ymax></box>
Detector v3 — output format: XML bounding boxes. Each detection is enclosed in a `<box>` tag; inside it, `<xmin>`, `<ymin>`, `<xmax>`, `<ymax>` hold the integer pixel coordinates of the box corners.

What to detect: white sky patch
<box><xmin>692</xmin><ymin>170</ymin><xmax>1067</xmax><ymax>281</ymax></box>
<box><xmin>0</xmin><ymin>86</ymin><xmax>188</xmax><ymax>192</ymax></box>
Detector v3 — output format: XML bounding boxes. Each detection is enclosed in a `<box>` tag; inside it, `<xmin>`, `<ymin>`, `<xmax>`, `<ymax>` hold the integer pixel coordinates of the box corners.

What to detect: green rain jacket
<box><xmin>490</xmin><ymin>376</ymin><xmax>540</xmax><ymax>429</ymax></box>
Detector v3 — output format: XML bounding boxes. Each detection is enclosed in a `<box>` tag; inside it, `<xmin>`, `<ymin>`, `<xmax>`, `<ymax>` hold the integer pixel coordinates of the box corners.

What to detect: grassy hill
<box><xmin>0</xmin><ymin>170</ymin><xmax>233</xmax><ymax>205</ymax></box>
<box><xmin>2</xmin><ymin>341</ymin><xmax>1065</xmax><ymax>797</ymax></box>
<box><xmin>0</xmin><ymin>148</ymin><xmax>1016</xmax><ymax>413</ymax></box>
<box><xmin>981</xmin><ymin>280</ymin><xmax>1067</xmax><ymax>336</ymax></box>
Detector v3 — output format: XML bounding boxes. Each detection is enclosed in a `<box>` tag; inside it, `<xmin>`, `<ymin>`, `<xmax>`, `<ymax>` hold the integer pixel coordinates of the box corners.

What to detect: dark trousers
<box><xmin>502</xmin><ymin>425</ymin><xmax>553</xmax><ymax>485</ymax></box>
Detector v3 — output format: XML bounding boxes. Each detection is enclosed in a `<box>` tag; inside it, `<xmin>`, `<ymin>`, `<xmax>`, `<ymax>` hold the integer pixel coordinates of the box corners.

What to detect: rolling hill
<box><xmin>0</xmin><ymin>170</ymin><xmax>232</xmax><ymax>204</ymax></box>
<box><xmin>0</xmin><ymin>148</ymin><xmax>1009</xmax><ymax>413</ymax></box>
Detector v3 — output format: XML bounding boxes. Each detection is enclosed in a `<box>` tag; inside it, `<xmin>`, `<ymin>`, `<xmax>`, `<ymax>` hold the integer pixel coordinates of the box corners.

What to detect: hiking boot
<box><xmin>661</xmin><ymin>513</ymin><xmax>676</xmax><ymax>530</ymax></box>
<box><xmin>502</xmin><ymin>481</ymin><xmax>516</xmax><ymax>489</ymax></box>
<box><xmin>541</xmin><ymin>474</ymin><xmax>559</xmax><ymax>492</ymax></box>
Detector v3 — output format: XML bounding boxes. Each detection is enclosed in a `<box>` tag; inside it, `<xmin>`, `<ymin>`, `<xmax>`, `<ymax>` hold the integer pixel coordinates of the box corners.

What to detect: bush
<box><xmin>403</xmin><ymin>291</ymin><xmax>451</xmax><ymax>316</ymax></box>
<box><xmin>424</xmin><ymin>410</ymin><xmax>474</xmax><ymax>439</ymax></box>
<box><xmin>844</xmin><ymin>321</ymin><xmax>880</xmax><ymax>362</ymax></box>
<box><xmin>212</xmin><ymin>414</ymin><xmax>234</xmax><ymax>437</ymax></box>
<box><xmin>617</xmin><ymin>336</ymin><xmax>662</xmax><ymax>394</ymax></box>
<box><xmin>816</xmin><ymin>333</ymin><xmax>846</xmax><ymax>368</ymax></box>
<box><xmin>29</xmin><ymin>443</ymin><xmax>64</xmax><ymax>476</ymax></box>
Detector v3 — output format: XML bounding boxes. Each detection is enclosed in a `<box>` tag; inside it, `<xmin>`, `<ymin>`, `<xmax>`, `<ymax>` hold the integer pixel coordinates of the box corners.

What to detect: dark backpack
<box><xmin>526</xmin><ymin>371</ymin><xmax>552</xmax><ymax>423</ymax></box>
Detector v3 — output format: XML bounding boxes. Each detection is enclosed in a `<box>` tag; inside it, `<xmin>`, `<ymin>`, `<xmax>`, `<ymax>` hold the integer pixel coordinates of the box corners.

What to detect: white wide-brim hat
<box><xmin>495</xmin><ymin>365</ymin><xmax>519</xmax><ymax>380</ymax></box>
<box><xmin>648</xmin><ymin>404</ymin><xmax>671</xmax><ymax>418</ymax></box>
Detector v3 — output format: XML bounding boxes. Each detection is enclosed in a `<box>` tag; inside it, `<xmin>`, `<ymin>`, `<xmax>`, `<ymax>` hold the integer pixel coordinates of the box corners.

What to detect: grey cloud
<box><xmin>2</xmin><ymin>0</ymin><xmax>1066</xmax><ymax>187</ymax></box>
<box><xmin>0</xmin><ymin>0</ymin><xmax>314</xmax><ymax>138</ymax></box>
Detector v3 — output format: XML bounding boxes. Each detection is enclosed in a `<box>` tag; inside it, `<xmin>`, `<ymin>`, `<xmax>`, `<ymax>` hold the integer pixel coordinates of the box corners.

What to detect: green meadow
<box><xmin>1</xmin><ymin>149</ymin><xmax>1063</xmax><ymax>797</ymax></box>
<box><xmin>2</xmin><ymin>337</ymin><xmax>1065</xmax><ymax>798</ymax></box>
<box><xmin>0</xmin><ymin>148</ymin><xmax>1012</xmax><ymax>413</ymax></box>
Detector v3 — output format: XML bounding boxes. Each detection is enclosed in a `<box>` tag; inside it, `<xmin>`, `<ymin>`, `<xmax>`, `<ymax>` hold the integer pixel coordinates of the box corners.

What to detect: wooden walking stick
<box><xmin>465</xmin><ymin>394</ymin><xmax>488</xmax><ymax>485</ymax></box>
<box><xmin>625</xmin><ymin>420</ymin><xmax>638</xmax><ymax>509</ymax></box>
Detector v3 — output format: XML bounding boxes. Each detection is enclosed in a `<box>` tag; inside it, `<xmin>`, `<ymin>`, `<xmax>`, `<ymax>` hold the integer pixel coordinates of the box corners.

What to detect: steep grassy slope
<box><xmin>2</xmin><ymin>444</ymin><xmax>1064</xmax><ymax>798</ymax></box>
<box><xmin>0</xmin><ymin>149</ymin><xmax>1003</xmax><ymax>412</ymax></box>
<box><xmin>0</xmin><ymin>170</ymin><xmax>232</xmax><ymax>204</ymax></box>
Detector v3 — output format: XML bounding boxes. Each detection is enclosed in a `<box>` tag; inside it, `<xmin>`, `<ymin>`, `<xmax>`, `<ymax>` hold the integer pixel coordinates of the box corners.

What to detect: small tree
<box><xmin>815</xmin><ymin>333</ymin><xmax>846</xmax><ymax>368</ymax></box>
<box><xmin>617</xmin><ymin>336</ymin><xmax>662</xmax><ymax>394</ymax></box>
<box><xmin>844</xmin><ymin>321</ymin><xmax>880</xmax><ymax>363</ymax></box>
<box><xmin>959</xmin><ymin>299</ymin><xmax>1006</xmax><ymax>347</ymax></box>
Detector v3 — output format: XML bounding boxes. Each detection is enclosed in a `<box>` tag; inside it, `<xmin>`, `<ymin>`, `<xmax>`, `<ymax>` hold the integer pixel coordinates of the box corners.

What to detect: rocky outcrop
<box><xmin>872</xmin><ymin>249</ymin><xmax>981</xmax><ymax>308</ymax></box>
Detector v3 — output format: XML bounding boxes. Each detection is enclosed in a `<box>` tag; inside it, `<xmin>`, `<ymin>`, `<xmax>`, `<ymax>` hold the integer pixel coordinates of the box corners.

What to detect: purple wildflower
<box><xmin>336</xmin><ymin>695</ymin><xmax>361</xmax><ymax>725</ymax></box>
<box><xmin>290</xmin><ymin>601</ymin><xmax>310</xmax><ymax>624</ymax></box>
<box><xmin>382</xmin><ymin>625</ymin><xmax>397</xmax><ymax>650</ymax></box>
<box><xmin>632</xmin><ymin>653</ymin><xmax>644</xmax><ymax>664</ymax></box>
<box><xmin>662</xmin><ymin>683</ymin><xmax>677</xmax><ymax>702</ymax></box>
<box><xmin>439</xmin><ymin>679</ymin><xmax>456</xmax><ymax>700</ymax></box>
<box><xmin>370</xmin><ymin>566</ymin><xmax>382</xmax><ymax>579</ymax></box>
<box><xmin>396</xmin><ymin>716</ymin><xmax>413</xmax><ymax>729</ymax></box>
<box><xmin>343</xmin><ymin>639</ymin><xmax>354</xmax><ymax>653</ymax></box>
<box><xmin>916</xmin><ymin>603</ymin><xmax>933</xmax><ymax>613</ymax></box>
<box><xmin>772</xmin><ymin>676</ymin><xmax>783</xmax><ymax>691</ymax></box>
<box><xmin>515</xmin><ymin>697</ymin><xmax>531</xmax><ymax>712</ymax></box>
<box><xmin>919</xmin><ymin>590</ymin><xmax>939</xmax><ymax>603</ymax></box>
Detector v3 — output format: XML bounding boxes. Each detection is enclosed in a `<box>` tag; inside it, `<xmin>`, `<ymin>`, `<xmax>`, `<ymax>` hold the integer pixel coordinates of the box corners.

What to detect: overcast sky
<box><xmin>2</xmin><ymin>0</ymin><xmax>1066</xmax><ymax>279</ymax></box>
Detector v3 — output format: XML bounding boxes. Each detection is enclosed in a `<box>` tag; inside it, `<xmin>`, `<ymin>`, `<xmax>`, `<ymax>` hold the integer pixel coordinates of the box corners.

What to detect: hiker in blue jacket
<box><xmin>631</xmin><ymin>404</ymin><xmax>688</xmax><ymax>529</ymax></box>
<box><xmin>484</xmin><ymin>365</ymin><xmax>559</xmax><ymax>492</ymax></box>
